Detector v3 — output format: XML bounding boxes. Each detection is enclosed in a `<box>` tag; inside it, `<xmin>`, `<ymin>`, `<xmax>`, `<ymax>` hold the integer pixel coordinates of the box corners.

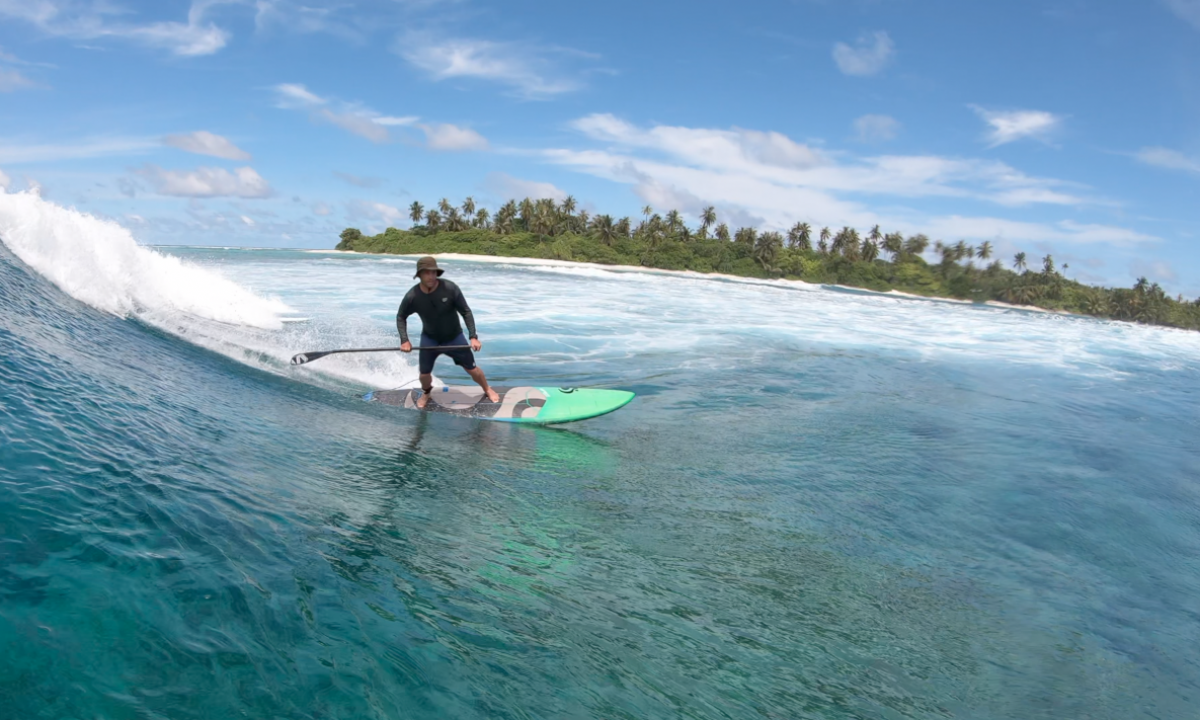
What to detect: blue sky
<box><xmin>1</xmin><ymin>0</ymin><xmax>1198</xmax><ymax>293</ymax></box>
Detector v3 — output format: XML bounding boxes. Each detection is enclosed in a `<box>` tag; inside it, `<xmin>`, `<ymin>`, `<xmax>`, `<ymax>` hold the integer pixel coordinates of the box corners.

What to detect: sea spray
<box><xmin>0</xmin><ymin>189</ymin><xmax>291</xmax><ymax>328</ymax></box>
<box><xmin>0</xmin><ymin>190</ymin><xmax>424</xmax><ymax>390</ymax></box>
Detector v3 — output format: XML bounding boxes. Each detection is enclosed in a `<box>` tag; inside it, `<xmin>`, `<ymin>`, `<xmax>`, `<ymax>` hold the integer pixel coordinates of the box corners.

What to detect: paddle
<box><xmin>290</xmin><ymin>345</ymin><xmax>473</xmax><ymax>366</ymax></box>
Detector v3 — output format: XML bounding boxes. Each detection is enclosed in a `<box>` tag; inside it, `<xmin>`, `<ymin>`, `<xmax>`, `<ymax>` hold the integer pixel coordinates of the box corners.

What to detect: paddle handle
<box><xmin>291</xmin><ymin>345</ymin><xmax>473</xmax><ymax>365</ymax></box>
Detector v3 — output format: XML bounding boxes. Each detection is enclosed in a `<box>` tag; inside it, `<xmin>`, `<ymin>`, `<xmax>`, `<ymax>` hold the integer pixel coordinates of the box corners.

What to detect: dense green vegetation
<box><xmin>336</xmin><ymin>196</ymin><xmax>1200</xmax><ymax>331</ymax></box>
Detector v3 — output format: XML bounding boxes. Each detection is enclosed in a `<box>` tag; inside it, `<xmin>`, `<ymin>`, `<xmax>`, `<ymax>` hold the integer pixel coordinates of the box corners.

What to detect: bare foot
<box><xmin>485</xmin><ymin>387</ymin><xmax>501</xmax><ymax>403</ymax></box>
<box><xmin>416</xmin><ymin>390</ymin><xmax>432</xmax><ymax>409</ymax></box>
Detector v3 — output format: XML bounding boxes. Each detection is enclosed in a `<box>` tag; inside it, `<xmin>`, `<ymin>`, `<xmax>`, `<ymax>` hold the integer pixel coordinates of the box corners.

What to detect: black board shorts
<box><xmin>419</xmin><ymin>333</ymin><xmax>475</xmax><ymax>374</ymax></box>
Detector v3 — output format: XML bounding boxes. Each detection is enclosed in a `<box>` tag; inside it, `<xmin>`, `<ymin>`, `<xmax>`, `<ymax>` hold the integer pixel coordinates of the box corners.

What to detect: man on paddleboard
<box><xmin>397</xmin><ymin>256</ymin><xmax>501</xmax><ymax>409</ymax></box>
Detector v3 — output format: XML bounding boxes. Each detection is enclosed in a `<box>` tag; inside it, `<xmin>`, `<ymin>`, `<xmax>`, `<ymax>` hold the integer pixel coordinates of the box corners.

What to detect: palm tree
<box><xmin>492</xmin><ymin>208</ymin><xmax>512</xmax><ymax>235</ymax></box>
<box><xmin>754</xmin><ymin>231</ymin><xmax>783</xmax><ymax>270</ymax></box>
<box><xmin>819</xmin><ymin>227</ymin><xmax>832</xmax><ymax>255</ymax></box>
<box><xmin>474</xmin><ymin>208</ymin><xmax>490</xmax><ymax>229</ymax></box>
<box><xmin>831</xmin><ymin>227</ymin><xmax>850</xmax><ymax>256</ymax></box>
<box><xmin>518</xmin><ymin>198</ymin><xmax>534</xmax><ymax>231</ymax></box>
<box><xmin>715</xmin><ymin>223</ymin><xmax>731</xmax><ymax>242</ymax></box>
<box><xmin>438</xmin><ymin>198</ymin><xmax>453</xmax><ymax>215</ymax></box>
<box><xmin>425</xmin><ymin>209</ymin><xmax>441</xmax><ymax>232</ymax></box>
<box><xmin>591</xmin><ymin>214</ymin><xmax>617</xmax><ymax>245</ymax></box>
<box><xmin>561</xmin><ymin>195</ymin><xmax>577</xmax><ymax>217</ymax></box>
<box><xmin>977</xmin><ymin>241</ymin><xmax>993</xmax><ymax>261</ymax></box>
<box><xmin>1042</xmin><ymin>254</ymin><xmax>1055</xmax><ymax>275</ymax></box>
<box><xmin>461</xmin><ymin>196</ymin><xmax>476</xmax><ymax>217</ymax></box>
<box><xmin>446</xmin><ymin>208</ymin><xmax>466</xmax><ymax>231</ymax></box>
<box><xmin>409</xmin><ymin>201</ymin><xmax>424</xmax><ymax>224</ymax></box>
<box><xmin>903</xmin><ymin>234</ymin><xmax>930</xmax><ymax>257</ymax></box>
<box><xmin>616</xmin><ymin>217</ymin><xmax>632</xmax><ymax>238</ymax></box>
<box><xmin>700</xmin><ymin>206</ymin><xmax>717</xmax><ymax>238</ymax></box>
<box><xmin>1013</xmin><ymin>252</ymin><xmax>1027</xmax><ymax>272</ymax></box>
<box><xmin>532</xmin><ymin>199</ymin><xmax>556</xmax><ymax>235</ymax></box>
<box><xmin>953</xmin><ymin>240</ymin><xmax>969</xmax><ymax>263</ymax></box>
<box><xmin>642</xmin><ymin>205</ymin><xmax>653</xmax><ymax>221</ymax></box>
<box><xmin>868</xmin><ymin>225</ymin><xmax>882</xmax><ymax>245</ymax></box>
<box><xmin>665</xmin><ymin>209</ymin><xmax>683</xmax><ymax>235</ymax></box>
<box><xmin>883</xmin><ymin>232</ymin><xmax>904</xmax><ymax>261</ymax></box>
<box><xmin>645</xmin><ymin>215</ymin><xmax>667</xmax><ymax>249</ymax></box>
<box><xmin>842</xmin><ymin>229</ymin><xmax>862</xmax><ymax>261</ymax></box>
<box><xmin>734</xmin><ymin>227</ymin><xmax>757</xmax><ymax>246</ymax></box>
<box><xmin>787</xmin><ymin>222</ymin><xmax>812</xmax><ymax>251</ymax></box>
<box><xmin>861</xmin><ymin>238</ymin><xmax>879</xmax><ymax>262</ymax></box>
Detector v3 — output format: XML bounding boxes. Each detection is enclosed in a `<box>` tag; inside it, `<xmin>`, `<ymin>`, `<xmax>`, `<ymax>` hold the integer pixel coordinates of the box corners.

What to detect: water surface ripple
<box><xmin>1</xmin><ymin>242</ymin><xmax>1198</xmax><ymax>719</ymax></box>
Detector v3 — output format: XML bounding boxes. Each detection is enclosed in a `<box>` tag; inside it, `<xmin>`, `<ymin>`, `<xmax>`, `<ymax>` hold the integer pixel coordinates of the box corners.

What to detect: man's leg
<box><xmin>416</xmin><ymin>372</ymin><xmax>434</xmax><ymax>409</ymax></box>
<box><xmin>416</xmin><ymin>337</ymin><xmax>439</xmax><ymax>409</ymax></box>
<box><xmin>466</xmin><ymin>366</ymin><xmax>501</xmax><ymax>403</ymax></box>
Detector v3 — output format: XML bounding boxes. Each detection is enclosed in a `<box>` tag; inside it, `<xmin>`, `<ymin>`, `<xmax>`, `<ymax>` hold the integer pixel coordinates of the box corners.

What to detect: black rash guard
<box><xmin>395</xmin><ymin>279</ymin><xmax>478</xmax><ymax>344</ymax></box>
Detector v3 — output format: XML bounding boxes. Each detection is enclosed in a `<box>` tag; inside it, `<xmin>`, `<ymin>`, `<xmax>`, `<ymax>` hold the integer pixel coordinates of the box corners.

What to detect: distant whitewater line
<box><xmin>336</xmin><ymin>248</ymin><xmax>1067</xmax><ymax>317</ymax></box>
<box><xmin>340</xmin><ymin>226</ymin><xmax>1191</xmax><ymax>328</ymax></box>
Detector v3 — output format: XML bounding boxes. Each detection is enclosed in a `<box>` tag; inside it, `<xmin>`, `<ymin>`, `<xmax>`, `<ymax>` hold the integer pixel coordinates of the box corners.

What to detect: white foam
<box><xmin>0</xmin><ymin>190</ymin><xmax>290</xmax><ymax>329</ymax></box>
<box><xmin>0</xmin><ymin>191</ymin><xmax>425</xmax><ymax>391</ymax></box>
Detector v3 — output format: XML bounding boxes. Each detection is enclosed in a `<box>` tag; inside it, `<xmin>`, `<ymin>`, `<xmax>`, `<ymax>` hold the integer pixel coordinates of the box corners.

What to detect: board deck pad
<box><xmin>363</xmin><ymin>385</ymin><xmax>634</xmax><ymax>424</ymax></box>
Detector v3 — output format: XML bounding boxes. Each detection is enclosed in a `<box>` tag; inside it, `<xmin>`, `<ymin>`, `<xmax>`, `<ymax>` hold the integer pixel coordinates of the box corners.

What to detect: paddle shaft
<box><xmin>291</xmin><ymin>345</ymin><xmax>473</xmax><ymax>365</ymax></box>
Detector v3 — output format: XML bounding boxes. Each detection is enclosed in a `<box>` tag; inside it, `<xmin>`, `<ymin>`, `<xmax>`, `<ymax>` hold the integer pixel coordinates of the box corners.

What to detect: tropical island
<box><xmin>336</xmin><ymin>196</ymin><xmax>1200</xmax><ymax>331</ymax></box>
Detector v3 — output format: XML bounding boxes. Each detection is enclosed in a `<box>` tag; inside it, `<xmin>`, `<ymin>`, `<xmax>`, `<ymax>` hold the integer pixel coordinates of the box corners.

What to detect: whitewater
<box><xmin>2</xmin><ymin>189</ymin><xmax>1199</xmax><ymax>719</ymax></box>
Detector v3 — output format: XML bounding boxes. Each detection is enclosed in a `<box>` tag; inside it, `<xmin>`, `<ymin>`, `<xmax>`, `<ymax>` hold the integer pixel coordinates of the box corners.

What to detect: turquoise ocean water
<box><xmin>2</xmin><ymin>191</ymin><xmax>1199</xmax><ymax>718</ymax></box>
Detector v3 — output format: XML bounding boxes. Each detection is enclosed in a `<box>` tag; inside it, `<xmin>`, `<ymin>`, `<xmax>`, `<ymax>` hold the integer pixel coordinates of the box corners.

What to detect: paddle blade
<box><xmin>290</xmin><ymin>350</ymin><xmax>333</xmax><ymax>365</ymax></box>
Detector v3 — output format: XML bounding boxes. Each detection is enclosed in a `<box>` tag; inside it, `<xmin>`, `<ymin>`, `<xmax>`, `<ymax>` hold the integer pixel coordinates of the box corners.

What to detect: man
<box><xmin>397</xmin><ymin>256</ymin><xmax>501</xmax><ymax>409</ymax></box>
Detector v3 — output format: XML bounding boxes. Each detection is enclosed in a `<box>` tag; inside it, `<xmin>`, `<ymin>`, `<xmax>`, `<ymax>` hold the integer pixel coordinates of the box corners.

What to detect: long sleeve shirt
<box><xmin>395</xmin><ymin>279</ymin><xmax>478</xmax><ymax>344</ymax></box>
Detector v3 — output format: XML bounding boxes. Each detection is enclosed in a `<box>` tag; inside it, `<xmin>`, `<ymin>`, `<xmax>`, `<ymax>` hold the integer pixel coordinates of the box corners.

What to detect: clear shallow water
<box><xmin>2</xmin><ymin>191</ymin><xmax>1200</xmax><ymax>718</ymax></box>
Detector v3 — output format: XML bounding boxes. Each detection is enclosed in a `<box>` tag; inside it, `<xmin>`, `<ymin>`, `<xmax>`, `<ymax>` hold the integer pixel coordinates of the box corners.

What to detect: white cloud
<box><xmin>420</xmin><ymin>123</ymin><xmax>489</xmax><ymax>151</ymax></box>
<box><xmin>0</xmin><ymin>136</ymin><xmax>157</xmax><ymax>164</ymax></box>
<box><xmin>854</xmin><ymin>114</ymin><xmax>899</xmax><ymax>143</ymax></box>
<box><xmin>274</xmin><ymin>82</ymin><xmax>326</xmax><ymax>107</ymax></box>
<box><xmin>483</xmin><ymin>172</ymin><xmax>567</xmax><ymax>202</ymax></box>
<box><xmin>0</xmin><ymin>0</ymin><xmax>233</xmax><ymax>56</ymax></box>
<box><xmin>1135</xmin><ymin>146</ymin><xmax>1200</xmax><ymax>174</ymax></box>
<box><xmin>240</xmin><ymin>215</ymin><xmax>255</xmax><ymax>226</ymax></box>
<box><xmin>272</xmin><ymin>83</ymin><xmax>406</xmax><ymax>143</ymax></box>
<box><xmin>397</xmin><ymin>33</ymin><xmax>579</xmax><ymax>98</ymax></box>
<box><xmin>0</xmin><ymin>168</ymin><xmax>10</xmax><ymax>190</ymax></box>
<box><xmin>1131</xmin><ymin>258</ymin><xmax>1178</xmax><ymax>284</ymax></box>
<box><xmin>317</xmin><ymin>108</ymin><xmax>389</xmax><ymax>142</ymax></box>
<box><xmin>1164</xmin><ymin>0</ymin><xmax>1200</xmax><ymax>30</ymax></box>
<box><xmin>254</xmin><ymin>0</ymin><xmax>352</xmax><ymax>37</ymax></box>
<box><xmin>163</xmin><ymin>130</ymin><xmax>251</xmax><ymax>160</ymax></box>
<box><xmin>122</xmin><ymin>18</ymin><xmax>229</xmax><ymax>56</ymax></box>
<box><xmin>311</xmin><ymin>201</ymin><xmax>331</xmax><ymax>216</ymax></box>
<box><xmin>971</xmin><ymin>105</ymin><xmax>1063</xmax><ymax>147</ymax></box>
<box><xmin>0</xmin><ymin>68</ymin><xmax>34</xmax><ymax>91</ymax></box>
<box><xmin>346</xmin><ymin>200</ymin><xmax>406</xmax><ymax>230</ymax></box>
<box><xmin>135</xmin><ymin>165</ymin><xmax>273</xmax><ymax>198</ymax></box>
<box><xmin>562</xmin><ymin>114</ymin><xmax>1080</xmax><ymax>206</ymax></box>
<box><xmin>833</xmin><ymin>31</ymin><xmax>894</xmax><ymax>76</ymax></box>
<box><xmin>333</xmin><ymin>171</ymin><xmax>384</xmax><ymax>188</ymax></box>
<box><xmin>374</xmin><ymin>116</ymin><xmax>419</xmax><ymax>126</ymax></box>
<box><xmin>533</xmin><ymin>114</ymin><xmax>1150</xmax><ymax>250</ymax></box>
<box><xmin>571</xmin><ymin>113</ymin><xmax>824</xmax><ymax>171</ymax></box>
<box><xmin>924</xmin><ymin>217</ymin><xmax>1156</xmax><ymax>246</ymax></box>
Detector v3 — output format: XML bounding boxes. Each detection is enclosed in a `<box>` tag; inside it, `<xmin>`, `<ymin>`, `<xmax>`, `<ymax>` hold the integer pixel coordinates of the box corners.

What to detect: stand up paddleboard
<box><xmin>363</xmin><ymin>386</ymin><xmax>634</xmax><ymax>424</ymax></box>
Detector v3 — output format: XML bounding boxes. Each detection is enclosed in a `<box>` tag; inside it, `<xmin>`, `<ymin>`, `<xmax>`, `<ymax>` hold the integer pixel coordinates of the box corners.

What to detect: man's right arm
<box><xmin>396</xmin><ymin>290</ymin><xmax>414</xmax><ymax>344</ymax></box>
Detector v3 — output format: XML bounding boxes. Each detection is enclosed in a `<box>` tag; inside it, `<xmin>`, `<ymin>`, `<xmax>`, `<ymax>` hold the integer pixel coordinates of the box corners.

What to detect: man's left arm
<box><xmin>453</xmin><ymin>285</ymin><xmax>479</xmax><ymax>340</ymax></box>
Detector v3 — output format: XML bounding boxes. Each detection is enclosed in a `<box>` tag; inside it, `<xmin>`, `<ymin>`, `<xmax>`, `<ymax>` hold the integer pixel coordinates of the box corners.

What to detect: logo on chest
<box><xmin>442</xmin><ymin>297</ymin><xmax>448</xmax><ymax>302</ymax></box>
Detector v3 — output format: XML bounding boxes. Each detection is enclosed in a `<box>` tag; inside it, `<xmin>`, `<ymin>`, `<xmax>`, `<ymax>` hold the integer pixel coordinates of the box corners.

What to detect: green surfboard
<box><xmin>363</xmin><ymin>385</ymin><xmax>634</xmax><ymax>424</ymax></box>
